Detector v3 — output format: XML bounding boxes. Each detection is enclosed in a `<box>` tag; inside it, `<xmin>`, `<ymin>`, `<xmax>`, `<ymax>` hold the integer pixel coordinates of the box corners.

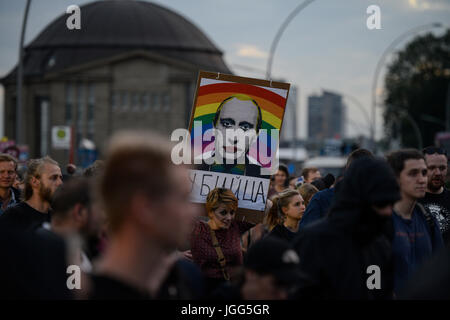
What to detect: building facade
<box><xmin>280</xmin><ymin>85</ymin><xmax>298</xmax><ymax>145</ymax></box>
<box><xmin>307</xmin><ymin>90</ymin><xmax>346</xmax><ymax>141</ymax></box>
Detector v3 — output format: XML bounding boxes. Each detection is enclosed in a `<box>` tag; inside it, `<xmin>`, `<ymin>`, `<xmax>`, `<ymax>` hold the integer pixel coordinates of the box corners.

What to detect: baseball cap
<box><xmin>244</xmin><ymin>237</ymin><xmax>306</xmax><ymax>286</ymax></box>
<box><xmin>311</xmin><ymin>173</ymin><xmax>335</xmax><ymax>191</ymax></box>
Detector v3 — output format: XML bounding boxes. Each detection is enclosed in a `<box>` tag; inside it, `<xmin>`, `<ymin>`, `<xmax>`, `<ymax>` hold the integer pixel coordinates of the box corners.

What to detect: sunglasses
<box><xmin>423</xmin><ymin>147</ymin><xmax>447</xmax><ymax>156</ymax></box>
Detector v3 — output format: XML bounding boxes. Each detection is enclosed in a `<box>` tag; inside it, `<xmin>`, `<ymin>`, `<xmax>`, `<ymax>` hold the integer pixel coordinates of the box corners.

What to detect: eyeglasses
<box><xmin>423</xmin><ymin>147</ymin><xmax>447</xmax><ymax>156</ymax></box>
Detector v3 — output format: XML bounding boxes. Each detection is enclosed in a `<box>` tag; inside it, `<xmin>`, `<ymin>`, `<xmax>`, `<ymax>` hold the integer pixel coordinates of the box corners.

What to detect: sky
<box><xmin>1</xmin><ymin>0</ymin><xmax>449</xmax><ymax>140</ymax></box>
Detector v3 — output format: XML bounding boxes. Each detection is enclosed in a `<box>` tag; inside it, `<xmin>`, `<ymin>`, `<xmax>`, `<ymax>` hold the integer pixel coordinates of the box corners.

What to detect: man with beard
<box><xmin>0</xmin><ymin>156</ymin><xmax>63</xmax><ymax>233</ymax></box>
<box><xmin>419</xmin><ymin>146</ymin><xmax>450</xmax><ymax>245</ymax></box>
<box><xmin>293</xmin><ymin>157</ymin><xmax>401</xmax><ymax>299</ymax></box>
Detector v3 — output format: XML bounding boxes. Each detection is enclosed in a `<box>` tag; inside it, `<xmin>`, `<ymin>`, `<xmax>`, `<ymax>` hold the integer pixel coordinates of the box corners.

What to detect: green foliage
<box><xmin>383</xmin><ymin>30</ymin><xmax>450</xmax><ymax>148</ymax></box>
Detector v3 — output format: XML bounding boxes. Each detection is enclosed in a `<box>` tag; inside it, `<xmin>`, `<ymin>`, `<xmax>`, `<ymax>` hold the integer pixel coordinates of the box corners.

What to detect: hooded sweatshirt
<box><xmin>293</xmin><ymin>157</ymin><xmax>401</xmax><ymax>299</ymax></box>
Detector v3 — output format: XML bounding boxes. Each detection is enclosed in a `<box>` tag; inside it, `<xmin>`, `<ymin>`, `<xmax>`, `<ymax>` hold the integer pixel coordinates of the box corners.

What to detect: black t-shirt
<box><xmin>88</xmin><ymin>274</ymin><xmax>152</xmax><ymax>300</ymax></box>
<box><xmin>89</xmin><ymin>259</ymin><xmax>206</xmax><ymax>300</ymax></box>
<box><xmin>419</xmin><ymin>188</ymin><xmax>450</xmax><ymax>244</ymax></box>
<box><xmin>0</xmin><ymin>202</ymin><xmax>51</xmax><ymax>233</ymax></box>
<box><xmin>156</xmin><ymin>259</ymin><xmax>205</xmax><ymax>299</ymax></box>
<box><xmin>269</xmin><ymin>224</ymin><xmax>296</xmax><ymax>243</ymax></box>
<box><xmin>0</xmin><ymin>222</ymin><xmax>71</xmax><ymax>299</ymax></box>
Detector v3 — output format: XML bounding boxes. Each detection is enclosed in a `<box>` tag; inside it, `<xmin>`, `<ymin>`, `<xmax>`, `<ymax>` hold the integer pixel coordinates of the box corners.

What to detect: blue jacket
<box><xmin>298</xmin><ymin>187</ymin><xmax>335</xmax><ymax>231</ymax></box>
<box><xmin>392</xmin><ymin>206</ymin><xmax>444</xmax><ymax>294</ymax></box>
<box><xmin>0</xmin><ymin>187</ymin><xmax>21</xmax><ymax>216</ymax></box>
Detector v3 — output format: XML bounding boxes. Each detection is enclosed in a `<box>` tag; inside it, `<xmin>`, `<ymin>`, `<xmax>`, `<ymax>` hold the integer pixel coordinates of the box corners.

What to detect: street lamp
<box><xmin>16</xmin><ymin>0</ymin><xmax>32</xmax><ymax>145</ymax></box>
<box><xmin>370</xmin><ymin>22</ymin><xmax>443</xmax><ymax>152</ymax></box>
<box><xmin>391</xmin><ymin>107</ymin><xmax>423</xmax><ymax>150</ymax></box>
<box><xmin>347</xmin><ymin>118</ymin><xmax>369</xmax><ymax>137</ymax></box>
<box><xmin>265</xmin><ymin>0</ymin><xmax>316</xmax><ymax>80</ymax></box>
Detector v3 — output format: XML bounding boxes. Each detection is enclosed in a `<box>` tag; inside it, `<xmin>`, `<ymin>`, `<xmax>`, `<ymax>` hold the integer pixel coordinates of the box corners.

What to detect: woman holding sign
<box><xmin>190</xmin><ymin>188</ymin><xmax>254</xmax><ymax>294</ymax></box>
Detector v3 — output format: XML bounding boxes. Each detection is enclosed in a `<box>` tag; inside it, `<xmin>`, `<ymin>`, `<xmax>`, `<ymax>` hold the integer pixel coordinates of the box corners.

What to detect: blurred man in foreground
<box><xmin>88</xmin><ymin>131</ymin><xmax>202</xmax><ymax>299</ymax></box>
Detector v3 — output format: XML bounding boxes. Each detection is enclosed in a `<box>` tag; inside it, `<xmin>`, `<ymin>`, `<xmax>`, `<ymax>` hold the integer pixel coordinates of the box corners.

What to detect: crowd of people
<box><xmin>0</xmin><ymin>130</ymin><xmax>449</xmax><ymax>300</ymax></box>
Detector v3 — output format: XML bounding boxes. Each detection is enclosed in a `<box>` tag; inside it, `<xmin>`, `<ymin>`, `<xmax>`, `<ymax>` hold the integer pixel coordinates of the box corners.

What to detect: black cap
<box><xmin>245</xmin><ymin>237</ymin><xmax>305</xmax><ymax>285</ymax></box>
<box><xmin>311</xmin><ymin>173</ymin><xmax>335</xmax><ymax>191</ymax></box>
<box><xmin>322</xmin><ymin>173</ymin><xmax>335</xmax><ymax>188</ymax></box>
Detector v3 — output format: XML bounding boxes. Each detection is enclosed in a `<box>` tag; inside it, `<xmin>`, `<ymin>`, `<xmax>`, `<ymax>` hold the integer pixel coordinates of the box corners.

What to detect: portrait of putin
<box><xmin>196</xmin><ymin>94</ymin><xmax>265</xmax><ymax>177</ymax></box>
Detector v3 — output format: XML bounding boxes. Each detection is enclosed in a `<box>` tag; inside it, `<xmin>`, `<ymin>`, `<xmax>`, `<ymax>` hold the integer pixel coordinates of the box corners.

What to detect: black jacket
<box><xmin>293</xmin><ymin>157</ymin><xmax>401</xmax><ymax>299</ymax></box>
<box><xmin>11</xmin><ymin>187</ymin><xmax>21</xmax><ymax>201</ymax></box>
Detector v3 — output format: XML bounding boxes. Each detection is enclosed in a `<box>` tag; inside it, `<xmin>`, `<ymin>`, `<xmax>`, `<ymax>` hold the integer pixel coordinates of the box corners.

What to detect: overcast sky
<box><xmin>1</xmin><ymin>0</ymin><xmax>449</xmax><ymax>139</ymax></box>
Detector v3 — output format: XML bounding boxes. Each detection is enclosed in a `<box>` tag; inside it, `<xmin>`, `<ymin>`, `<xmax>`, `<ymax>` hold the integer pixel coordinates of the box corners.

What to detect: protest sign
<box><xmin>188</xmin><ymin>71</ymin><xmax>290</xmax><ymax>222</ymax></box>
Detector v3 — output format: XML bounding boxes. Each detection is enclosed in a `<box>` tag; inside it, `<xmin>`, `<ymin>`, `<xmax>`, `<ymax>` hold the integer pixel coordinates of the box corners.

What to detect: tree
<box><xmin>383</xmin><ymin>30</ymin><xmax>450</xmax><ymax>148</ymax></box>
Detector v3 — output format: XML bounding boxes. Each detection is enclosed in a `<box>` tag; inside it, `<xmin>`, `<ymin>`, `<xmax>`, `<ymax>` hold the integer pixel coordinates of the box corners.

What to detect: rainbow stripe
<box><xmin>191</xmin><ymin>82</ymin><xmax>287</xmax><ymax>168</ymax></box>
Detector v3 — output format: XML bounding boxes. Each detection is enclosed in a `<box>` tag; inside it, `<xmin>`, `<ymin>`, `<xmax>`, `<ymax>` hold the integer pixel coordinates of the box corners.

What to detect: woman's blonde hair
<box><xmin>264</xmin><ymin>189</ymin><xmax>299</xmax><ymax>231</ymax></box>
<box><xmin>297</xmin><ymin>183</ymin><xmax>319</xmax><ymax>208</ymax></box>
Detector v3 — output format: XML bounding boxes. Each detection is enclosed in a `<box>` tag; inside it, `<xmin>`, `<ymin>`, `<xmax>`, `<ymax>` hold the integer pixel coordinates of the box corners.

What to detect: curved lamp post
<box><xmin>392</xmin><ymin>107</ymin><xmax>423</xmax><ymax>150</ymax></box>
<box><xmin>16</xmin><ymin>0</ymin><xmax>32</xmax><ymax>145</ymax></box>
<box><xmin>265</xmin><ymin>0</ymin><xmax>316</xmax><ymax>80</ymax></box>
<box><xmin>322</xmin><ymin>88</ymin><xmax>372</xmax><ymax>137</ymax></box>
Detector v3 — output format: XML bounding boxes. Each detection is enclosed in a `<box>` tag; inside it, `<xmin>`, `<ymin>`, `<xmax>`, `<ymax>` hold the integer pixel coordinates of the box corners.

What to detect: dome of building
<box><xmin>4</xmin><ymin>0</ymin><xmax>230</xmax><ymax>81</ymax></box>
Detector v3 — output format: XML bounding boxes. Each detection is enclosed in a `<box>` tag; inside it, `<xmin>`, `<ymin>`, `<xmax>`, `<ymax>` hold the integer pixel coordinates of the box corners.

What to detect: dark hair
<box><xmin>311</xmin><ymin>173</ymin><xmax>335</xmax><ymax>191</ymax></box>
<box><xmin>83</xmin><ymin>160</ymin><xmax>105</xmax><ymax>178</ymax></box>
<box><xmin>346</xmin><ymin>148</ymin><xmax>373</xmax><ymax>169</ymax></box>
<box><xmin>51</xmin><ymin>178</ymin><xmax>92</xmax><ymax>219</ymax></box>
<box><xmin>301</xmin><ymin>167</ymin><xmax>319</xmax><ymax>181</ymax></box>
<box><xmin>0</xmin><ymin>153</ymin><xmax>18</xmax><ymax>170</ymax></box>
<box><xmin>213</xmin><ymin>95</ymin><xmax>263</xmax><ymax>133</ymax></box>
<box><xmin>422</xmin><ymin>146</ymin><xmax>447</xmax><ymax>156</ymax></box>
<box><xmin>276</xmin><ymin>164</ymin><xmax>290</xmax><ymax>187</ymax></box>
<box><xmin>100</xmin><ymin>131</ymin><xmax>173</xmax><ymax>233</ymax></box>
<box><xmin>386</xmin><ymin>149</ymin><xmax>424</xmax><ymax>177</ymax></box>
